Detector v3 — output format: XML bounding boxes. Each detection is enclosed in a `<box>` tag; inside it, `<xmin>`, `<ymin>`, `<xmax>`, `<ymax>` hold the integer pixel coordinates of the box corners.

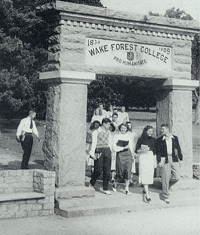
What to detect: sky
<box><xmin>100</xmin><ymin>0</ymin><xmax>200</xmax><ymax>21</ymax></box>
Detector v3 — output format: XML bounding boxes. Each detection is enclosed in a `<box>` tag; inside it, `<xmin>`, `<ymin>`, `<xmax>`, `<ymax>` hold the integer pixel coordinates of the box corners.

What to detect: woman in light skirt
<box><xmin>135</xmin><ymin>126</ymin><xmax>157</xmax><ymax>202</ymax></box>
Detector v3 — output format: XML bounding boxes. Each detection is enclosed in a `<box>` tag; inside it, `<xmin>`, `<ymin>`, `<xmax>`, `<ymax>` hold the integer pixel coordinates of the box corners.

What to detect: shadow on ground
<box><xmin>0</xmin><ymin>160</ymin><xmax>45</xmax><ymax>170</ymax></box>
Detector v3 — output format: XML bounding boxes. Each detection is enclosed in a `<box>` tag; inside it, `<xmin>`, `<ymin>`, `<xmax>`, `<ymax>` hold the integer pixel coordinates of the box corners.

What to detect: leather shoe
<box><xmin>164</xmin><ymin>198</ymin><xmax>170</xmax><ymax>204</ymax></box>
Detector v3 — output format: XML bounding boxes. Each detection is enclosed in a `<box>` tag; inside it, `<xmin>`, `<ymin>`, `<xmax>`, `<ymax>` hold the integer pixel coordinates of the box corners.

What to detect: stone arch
<box><xmin>38</xmin><ymin>1</ymin><xmax>199</xmax><ymax>196</ymax></box>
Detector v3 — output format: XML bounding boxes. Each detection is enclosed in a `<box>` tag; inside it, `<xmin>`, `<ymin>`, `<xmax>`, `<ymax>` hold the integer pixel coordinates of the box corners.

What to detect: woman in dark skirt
<box><xmin>113</xmin><ymin>123</ymin><xmax>134</xmax><ymax>195</ymax></box>
<box><xmin>135</xmin><ymin>126</ymin><xmax>157</xmax><ymax>202</ymax></box>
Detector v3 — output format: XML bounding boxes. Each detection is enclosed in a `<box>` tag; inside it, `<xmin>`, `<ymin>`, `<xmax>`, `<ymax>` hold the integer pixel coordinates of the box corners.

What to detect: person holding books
<box><xmin>113</xmin><ymin>123</ymin><xmax>134</xmax><ymax>195</ymax></box>
<box><xmin>156</xmin><ymin>124</ymin><xmax>183</xmax><ymax>204</ymax></box>
<box><xmin>135</xmin><ymin>126</ymin><xmax>157</xmax><ymax>202</ymax></box>
<box><xmin>89</xmin><ymin>118</ymin><xmax>112</xmax><ymax>195</ymax></box>
<box><xmin>16</xmin><ymin>110</ymin><xmax>39</xmax><ymax>169</ymax></box>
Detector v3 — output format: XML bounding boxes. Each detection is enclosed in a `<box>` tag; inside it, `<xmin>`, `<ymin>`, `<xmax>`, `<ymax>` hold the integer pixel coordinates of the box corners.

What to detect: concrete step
<box><xmin>56</xmin><ymin>195</ymin><xmax>200</xmax><ymax>218</ymax></box>
<box><xmin>55</xmin><ymin>182</ymin><xmax>200</xmax><ymax>218</ymax></box>
<box><xmin>152</xmin><ymin>178</ymin><xmax>200</xmax><ymax>190</ymax></box>
<box><xmin>56</xmin><ymin>178</ymin><xmax>200</xmax><ymax>208</ymax></box>
<box><xmin>55</xmin><ymin>186</ymin><xmax>95</xmax><ymax>200</ymax></box>
<box><xmin>57</xmin><ymin>187</ymin><xmax>200</xmax><ymax>209</ymax></box>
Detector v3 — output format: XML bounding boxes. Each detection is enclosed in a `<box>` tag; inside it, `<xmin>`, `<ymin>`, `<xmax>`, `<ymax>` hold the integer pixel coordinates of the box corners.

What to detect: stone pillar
<box><xmin>157</xmin><ymin>79</ymin><xmax>199</xmax><ymax>178</ymax></box>
<box><xmin>40</xmin><ymin>70</ymin><xmax>95</xmax><ymax>187</ymax></box>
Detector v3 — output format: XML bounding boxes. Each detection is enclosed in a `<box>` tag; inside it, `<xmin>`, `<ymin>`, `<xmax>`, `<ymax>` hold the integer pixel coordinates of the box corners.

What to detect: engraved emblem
<box><xmin>127</xmin><ymin>51</ymin><xmax>134</xmax><ymax>61</ymax></box>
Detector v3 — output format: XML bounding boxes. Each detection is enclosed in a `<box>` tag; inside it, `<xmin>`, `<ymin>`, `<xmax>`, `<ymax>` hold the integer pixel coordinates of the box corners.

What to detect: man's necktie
<box><xmin>30</xmin><ymin>119</ymin><xmax>33</xmax><ymax>129</ymax></box>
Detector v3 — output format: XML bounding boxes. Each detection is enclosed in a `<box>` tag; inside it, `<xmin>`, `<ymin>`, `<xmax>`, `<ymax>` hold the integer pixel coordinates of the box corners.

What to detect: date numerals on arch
<box><xmin>88</xmin><ymin>39</ymin><xmax>101</xmax><ymax>46</ymax></box>
<box><xmin>159</xmin><ymin>47</ymin><xmax>171</xmax><ymax>55</ymax></box>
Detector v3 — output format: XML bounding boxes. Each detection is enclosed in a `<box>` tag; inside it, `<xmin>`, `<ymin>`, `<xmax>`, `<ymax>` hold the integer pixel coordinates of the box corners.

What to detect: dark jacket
<box><xmin>156</xmin><ymin>135</ymin><xmax>183</xmax><ymax>164</ymax></box>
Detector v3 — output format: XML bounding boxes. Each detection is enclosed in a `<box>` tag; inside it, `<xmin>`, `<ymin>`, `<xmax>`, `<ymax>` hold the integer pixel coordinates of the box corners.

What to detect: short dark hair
<box><xmin>161</xmin><ymin>124</ymin><xmax>169</xmax><ymax>129</ymax></box>
<box><xmin>109</xmin><ymin>123</ymin><xmax>115</xmax><ymax>132</ymax></box>
<box><xmin>126</xmin><ymin>121</ymin><xmax>132</xmax><ymax>131</ymax></box>
<box><xmin>102</xmin><ymin>118</ymin><xmax>111</xmax><ymax>125</ymax></box>
<box><xmin>29</xmin><ymin>110</ymin><xmax>36</xmax><ymax>116</ymax></box>
<box><xmin>112</xmin><ymin>113</ymin><xmax>118</xmax><ymax>117</ymax></box>
<box><xmin>90</xmin><ymin>121</ymin><xmax>101</xmax><ymax>130</ymax></box>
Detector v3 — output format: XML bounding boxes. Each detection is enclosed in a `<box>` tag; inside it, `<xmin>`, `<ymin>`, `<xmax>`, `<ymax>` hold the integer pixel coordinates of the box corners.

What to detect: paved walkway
<box><xmin>1</xmin><ymin>205</ymin><xmax>199</xmax><ymax>235</ymax></box>
<box><xmin>0</xmin><ymin>148</ymin><xmax>44</xmax><ymax>170</ymax></box>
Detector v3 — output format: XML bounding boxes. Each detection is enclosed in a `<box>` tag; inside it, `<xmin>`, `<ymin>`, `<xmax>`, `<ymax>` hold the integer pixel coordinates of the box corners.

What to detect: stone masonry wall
<box><xmin>0</xmin><ymin>170</ymin><xmax>33</xmax><ymax>194</ymax></box>
<box><xmin>33</xmin><ymin>170</ymin><xmax>56</xmax><ymax>215</ymax></box>
<box><xmin>0</xmin><ymin>170</ymin><xmax>56</xmax><ymax>219</ymax></box>
<box><xmin>193</xmin><ymin>163</ymin><xmax>200</xmax><ymax>180</ymax></box>
<box><xmin>42</xmin><ymin>82</ymin><xmax>88</xmax><ymax>187</ymax></box>
<box><xmin>42</xmin><ymin>21</ymin><xmax>193</xmax><ymax>80</ymax></box>
<box><xmin>43</xmin><ymin>84</ymin><xmax>61</xmax><ymax>176</ymax></box>
<box><xmin>37</xmin><ymin>2</ymin><xmax>198</xmax><ymax>80</ymax></box>
<box><xmin>59</xmin><ymin>24</ymin><xmax>192</xmax><ymax>79</ymax></box>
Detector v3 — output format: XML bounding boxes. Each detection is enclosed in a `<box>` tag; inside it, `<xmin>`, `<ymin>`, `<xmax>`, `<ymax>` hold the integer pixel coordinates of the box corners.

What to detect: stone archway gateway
<box><xmin>37</xmin><ymin>1</ymin><xmax>199</xmax><ymax>209</ymax></box>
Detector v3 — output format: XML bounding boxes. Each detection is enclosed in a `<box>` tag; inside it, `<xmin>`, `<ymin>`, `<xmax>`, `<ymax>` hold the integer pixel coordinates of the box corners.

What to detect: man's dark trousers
<box><xmin>21</xmin><ymin>133</ymin><xmax>33</xmax><ymax>169</ymax></box>
<box><xmin>90</xmin><ymin>147</ymin><xmax>111</xmax><ymax>190</ymax></box>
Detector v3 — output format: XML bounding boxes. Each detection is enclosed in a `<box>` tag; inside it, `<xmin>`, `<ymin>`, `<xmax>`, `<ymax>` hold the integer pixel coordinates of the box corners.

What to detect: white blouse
<box><xmin>91</xmin><ymin>115</ymin><xmax>104</xmax><ymax>124</ymax></box>
<box><xmin>113</xmin><ymin>132</ymin><xmax>134</xmax><ymax>155</ymax></box>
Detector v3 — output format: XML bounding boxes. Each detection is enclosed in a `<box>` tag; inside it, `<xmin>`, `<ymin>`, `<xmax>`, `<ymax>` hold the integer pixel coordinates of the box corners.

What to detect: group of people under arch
<box><xmin>86</xmin><ymin>103</ymin><xmax>183</xmax><ymax>204</ymax></box>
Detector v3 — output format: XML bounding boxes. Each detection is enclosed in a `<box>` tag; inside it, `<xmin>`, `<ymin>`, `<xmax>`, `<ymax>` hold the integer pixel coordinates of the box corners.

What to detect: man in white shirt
<box><xmin>156</xmin><ymin>124</ymin><xmax>183</xmax><ymax>204</ymax></box>
<box><xmin>99</xmin><ymin>103</ymin><xmax>107</xmax><ymax>118</ymax></box>
<box><xmin>16</xmin><ymin>110</ymin><xmax>39</xmax><ymax>169</ymax></box>
<box><xmin>118</xmin><ymin>106</ymin><xmax>129</xmax><ymax>124</ymax></box>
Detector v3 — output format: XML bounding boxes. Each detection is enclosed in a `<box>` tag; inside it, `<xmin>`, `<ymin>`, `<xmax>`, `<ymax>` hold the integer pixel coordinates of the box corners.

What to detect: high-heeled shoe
<box><xmin>145</xmin><ymin>196</ymin><xmax>151</xmax><ymax>202</ymax></box>
<box><xmin>125</xmin><ymin>190</ymin><xmax>132</xmax><ymax>195</ymax></box>
<box><xmin>112</xmin><ymin>184</ymin><xmax>117</xmax><ymax>192</ymax></box>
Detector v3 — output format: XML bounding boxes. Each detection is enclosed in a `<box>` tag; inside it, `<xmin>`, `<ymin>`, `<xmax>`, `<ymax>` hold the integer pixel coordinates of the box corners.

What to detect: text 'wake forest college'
<box><xmin>88</xmin><ymin>42</ymin><xmax>170</xmax><ymax>64</ymax></box>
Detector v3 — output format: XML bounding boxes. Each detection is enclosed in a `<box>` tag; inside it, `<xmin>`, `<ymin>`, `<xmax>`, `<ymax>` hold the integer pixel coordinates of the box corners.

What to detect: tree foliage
<box><xmin>192</xmin><ymin>34</ymin><xmax>200</xmax><ymax>123</ymax></box>
<box><xmin>0</xmin><ymin>0</ymin><xmax>49</xmax><ymax>119</ymax></box>
<box><xmin>57</xmin><ymin>0</ymin><xmax>103</xmax><ymax>7</ymax></box>
<box><xmin>164</xmin><ymin>8</ymin><xmax>200</xmax><ymax>123</ymax></box>
<box><xmin>1</xmin><ymin>2</ymin><xmax>199</xmax><ymax>121</ymax></box>
<box><xmin>87</xmin><ymin>76</ymin><xmax>157</xmax><ymax>121</ymax></box>
<box><xmin>164</xmin><ymin>7</ymin><xmax>193</xmax><ymax>20</ymax></box>
<box><xmin>0</xmin><ymin>0</ymin><xmax>103</xmax><ymax>119</ymax></box>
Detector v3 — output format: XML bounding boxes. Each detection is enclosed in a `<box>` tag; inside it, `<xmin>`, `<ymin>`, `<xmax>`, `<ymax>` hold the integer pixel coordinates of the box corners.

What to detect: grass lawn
<box><xmin>0</xmin><ymin>111</ymin><xmax>199</xmax><ymax>170</ymax></box>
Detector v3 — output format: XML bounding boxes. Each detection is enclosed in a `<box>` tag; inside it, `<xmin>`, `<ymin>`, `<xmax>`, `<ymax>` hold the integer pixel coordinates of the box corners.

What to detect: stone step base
<box><xmin>152</xmin><ymin>178</ymin><xmax>200</xmax><ymax>190</ymax></box>
<box><xmin>55</xmin><ymin>195</ymin><xmax>200</xmax><ymax>218</ymax></box>
<box><xmin>56</xmin><ymin>186</ymin><xmax>200</xmax><ymax>208</ymax></box>
<box><xmin>55</xmin><ymin>181</ymin><xmax>200</xmax><ymax>218</ymax></box>
<box><xmin>55</xmin><ymin>186</ymin><xmax>95</xmax><ymax>200</ymax></box>
<box><xmin>0</xmin><ymin>196</ymin><xmax>54</xmax><ymax>220</ymax></box>
<box><xmin>55</xmin><ymin>179</ymin><xmax>200</xmax><ymax>218</ymax></box>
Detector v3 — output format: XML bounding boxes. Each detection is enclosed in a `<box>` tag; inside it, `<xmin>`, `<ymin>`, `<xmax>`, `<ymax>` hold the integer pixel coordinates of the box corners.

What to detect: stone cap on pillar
<box><xmin>162</xmin><ymin>79</ymin><xmax>199</xmax><ymax>91</ymax></box>
<box><xmin>39</xmin><ymin>70</ymin><xmax>96</xmax><ymax>85</ymax></box>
